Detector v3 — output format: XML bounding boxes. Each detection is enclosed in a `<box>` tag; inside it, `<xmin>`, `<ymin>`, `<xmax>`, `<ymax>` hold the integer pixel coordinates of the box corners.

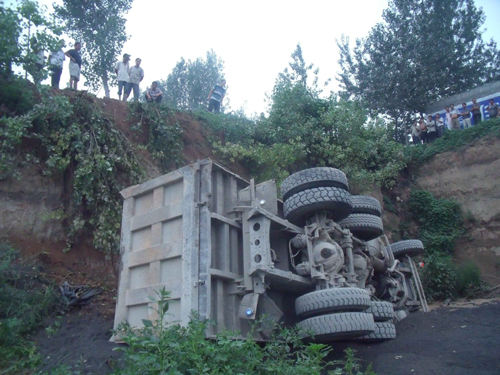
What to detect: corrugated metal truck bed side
<box><xmin>112</xmin><ymin>159</ymin><xmax>249</xmax><ymax>339</ymax></box>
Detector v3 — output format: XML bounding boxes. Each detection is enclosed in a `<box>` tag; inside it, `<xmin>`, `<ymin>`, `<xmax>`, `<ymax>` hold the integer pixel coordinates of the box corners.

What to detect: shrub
<box><xmin>127</xmin><ymin>102</ymin><xmax>184</xmax><ymax>172</ymax></box>
<box><xmin>113</xmin><ymin>288</ymin><xmax>373</xmax><ymax>375</ymax></box>
<box><xmin>408</xmin><ymin>190</ymin><xmax>463</xmax><ymax>255</ymax></box>
<box><xmin>421</xmin><ymin>254</ymin><xmax>458</xmax><ymax>302</ymax></box>
<box><xmin>0</xmin><ymin>75</ymin><xmax>36</xmax><ymax>115</ymax></box>
<box><xmin>455</xmin><ymin>261</ymin><xmax>482</xmax><ymax>296</ymax></box>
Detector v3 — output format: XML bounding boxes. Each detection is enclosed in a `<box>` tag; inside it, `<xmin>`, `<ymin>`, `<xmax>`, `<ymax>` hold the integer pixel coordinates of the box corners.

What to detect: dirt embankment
<box><xmin>415</xmin><ymin>135</ymin><xmax>500</xmax><ymax>285</ymax></box>
<box><xmin>0</xmin><ymin>97</ymin><xmax>249</xmax><ymax>267</ymax></box>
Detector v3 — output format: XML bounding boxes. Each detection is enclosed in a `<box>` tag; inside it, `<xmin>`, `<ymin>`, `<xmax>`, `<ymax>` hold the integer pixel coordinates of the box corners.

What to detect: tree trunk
<box><xmin>102</xmin><ymin>75</ymin><xmax>110</xmax><ymax>98</ymax></box>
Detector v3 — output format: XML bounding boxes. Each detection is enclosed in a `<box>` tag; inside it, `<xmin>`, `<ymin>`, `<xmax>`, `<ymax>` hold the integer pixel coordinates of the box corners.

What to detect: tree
<box><xmin>256</xmin><ymin>44</ymin><xmax>328</xmax><ymax>146</ymax></box>
<box><xmin>216</xmin><ymin>45</ymin><xmax>406</xmax><ymax>190</ymax></box>
<box><xmin>1</xmin><ymin>1</ymin><xmax>61</xmax><ymax>81</ymax></box>
<box><xmin>161</xmin><ymin>50</ymin><xmax>226</xmax><ymax>111</ymax></box>
<box><xmin>337</xmin><ymin>0</ymin><xmax>500</xmax><ymax>142</ymax></box>
<box><xmin>55</xmin><ymin>0</ymin><xmax>133</xmax><ymax>97</ymax></box>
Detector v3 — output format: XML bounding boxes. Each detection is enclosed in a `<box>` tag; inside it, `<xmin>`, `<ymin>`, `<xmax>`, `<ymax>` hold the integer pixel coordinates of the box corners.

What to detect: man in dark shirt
<box><xmin>486</xmin><ymin>99</ymin><xmax>499</xmax><ymax>119</ymax></box>
<box><xmin>65</xmin><ymin>42</ymin><xmax>82</xmax><ymax>90</ymax></box>
<box><xmin>461</xmin><ymin>103</ymin><xmax>471</xmax><ymax>129</ymax></box>
<box><xmin>471</xmin><ymin>98</ymin><xmax>481</xmax><ymax>125</ymax></box>
<box><xmin>207</xmin><ymin>79</ymin><xmax>226</xmax><ymax>113</ymax></box>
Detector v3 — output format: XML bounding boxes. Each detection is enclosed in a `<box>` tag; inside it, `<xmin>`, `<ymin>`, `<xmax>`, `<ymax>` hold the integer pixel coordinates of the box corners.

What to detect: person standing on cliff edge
<box><xmin>486</xmin><ymin>99</ymin><xmax>500</xmax><ymax>119</ymax></box>
<box><xmin>207</xmin><ymin>79</ymin><xmax>226</xmax><ymax>113</ymax></box>
<box><xmin>471</xmin><ymin>98</ymin><xmax>481</xmax><ymax>125</ymax></box>
<box><xmin>65</xmin><ymin>42</ymin><xmax>82</xmax><ymax>90</ymax></box>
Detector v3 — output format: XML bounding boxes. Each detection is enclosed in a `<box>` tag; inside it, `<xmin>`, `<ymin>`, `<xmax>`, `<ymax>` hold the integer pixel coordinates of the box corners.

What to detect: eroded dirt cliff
<box><xmin>415</xmin><ymin>135</ymin><xmax>500</xmax><ymax>285</ymax></box>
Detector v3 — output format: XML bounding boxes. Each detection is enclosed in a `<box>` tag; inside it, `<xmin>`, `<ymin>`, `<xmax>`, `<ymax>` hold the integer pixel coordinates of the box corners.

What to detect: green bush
<box><xmin>0</xmin><ymin>242</ymin><xmax>61</xmax><ymax>373</ymax></box>
<box><xmin>195</xmin><ymin>109</ymin><xmax>256</xmax><ymax>144</ymax></box>
<box><xmin>408</xmin><ymin>190</ymin><xmax>463</xmax><ymax>255</ymax></box>
<box><xmin>0</xmin><ymin>75</ymin><xmax>36</xmax><ymax>115</ymax></box>
<box><xmin>455</xmin><ymin>261</ymin><xmax>482</xmax><ymax>296</ymax></box>
<box><xmin>113</xmin><ymin>288</ymin><xmax>373</xmax><ymax>375</ymax></box>
<box><xmin>409</xmin><ymin>190</ymin><xmax>484</xmax><ymax>301</ymax></box>
<box><xmin>127</xmin><ymin>102</ymin><xmax>183</xmax><ymax>172</ymax></box>
<box><xmin>421</xmin><ymin>254</ymin><xmax>458</xmax><ymax>302</ymax></box>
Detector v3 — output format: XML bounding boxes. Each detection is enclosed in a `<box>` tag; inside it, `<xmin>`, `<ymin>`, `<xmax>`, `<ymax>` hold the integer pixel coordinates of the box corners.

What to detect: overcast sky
<box><xmin>7</xmin><ymin>0</ymin><xmax>500</xmax><ymax>115</ymax></box>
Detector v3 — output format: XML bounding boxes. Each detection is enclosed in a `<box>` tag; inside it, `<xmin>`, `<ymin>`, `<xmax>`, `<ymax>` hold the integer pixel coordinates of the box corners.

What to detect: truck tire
<box><xmin>298</xmin><ymin>312</ymin><xmax>375</xmax><ymax>341</ymax></box>
<box><xmin>391</xmin><ymin>239</ymin><xmax>424</xmax><ymax>258</ymax></box>
<box><xmin>338</xmin><ymin>214</ymin><xmax>384</xmax><ymax>241</ymax></box>
<box><xmin>366</xmin><ymin>301</ymin><xmax>394</xmax><ymax>322</ymax></box>
<box><xmin>280</xmin><ymin>167</ymin><xmax>349</xmax><ymax>201</ymax></box>
<box><xmin>283</xmin><ymin>187</ymin><xmax>352</xmax><ymax>226</ymax></box>
<box><xmin>354</xmin><ymin>322</ymin><xmax>396</xmax><ymax>341</ymax></box>
<box><xmin>351</xmin><ymin>195</ymin><xmax>382</xmax><ymax>217</ymax></box>
<box><xmin>295</xmin><ymin>288</ymin><xmax>371</xmax><ymax>319</ymax></box>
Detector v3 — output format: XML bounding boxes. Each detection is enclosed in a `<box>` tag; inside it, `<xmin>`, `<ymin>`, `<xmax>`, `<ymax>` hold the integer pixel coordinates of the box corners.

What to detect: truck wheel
<box><xmin>366</xmin><ymin>301</ymin><xmax>394</xmax><ymax>322</ymax></box>
<box><xmin>280</xmin><ymin>167</ymin><xmax>349</xmax><ymax>201</ymax></box>
<box><xmin>283</xmin><ymin>187</ymin><xmax>352</xmax><ymax>226</ymax></box>
<box><xmin>351</xmin><ymin>195</ymin><xmax>382</xmax><ymax>217</ymax></box>
<box><xmin>298</xmin><ymin>312</ymin><xmax>375</xmax><ymax>341</ymax></box>
<box><xmin>391</xmin><ymin>239</ymin><xmax>424</xmax><ymax>258</ymax></box>
<box><xmin>354</xmin><ymin>322</ymin><xmax>396</xmax><ymax>341</ymax></box>
<box><xmin>295</xmin><ymin>288</ymin><xmax>371</xmax><ymax>319</ymax></box>
<box><xmin>338</xmin><ymin>214</ymin><xmax>383</xmax><ymax>241</ymax></box>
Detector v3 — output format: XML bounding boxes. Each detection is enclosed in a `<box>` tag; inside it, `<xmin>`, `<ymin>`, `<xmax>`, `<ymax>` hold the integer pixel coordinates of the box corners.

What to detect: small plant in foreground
<box><xmin>113</xmin><ymin>287</ymin><xmax>374</xmax><ymax>375</ymax></box>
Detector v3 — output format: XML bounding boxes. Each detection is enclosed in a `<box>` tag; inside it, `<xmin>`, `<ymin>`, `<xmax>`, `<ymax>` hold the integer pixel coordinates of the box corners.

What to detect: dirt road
<box><xmin>35</xmin><ymin>301</ymin><xmax>500</xmax><ymax>374</ymax></box>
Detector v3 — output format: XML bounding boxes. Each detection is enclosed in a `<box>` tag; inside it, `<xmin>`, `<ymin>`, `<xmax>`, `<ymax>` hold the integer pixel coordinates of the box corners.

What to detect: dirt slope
<box><xmin>415</xmin><ymin>135</ymin><xmax>500</xmax><ymax>285</ymax></box>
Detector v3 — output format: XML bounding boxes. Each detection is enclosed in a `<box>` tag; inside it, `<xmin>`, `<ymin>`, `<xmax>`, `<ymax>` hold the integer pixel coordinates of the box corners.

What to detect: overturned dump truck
<box><xmin>113</xmin><ymin>159</ymin><xmax>428</xmax><ymax>342</ymax></box>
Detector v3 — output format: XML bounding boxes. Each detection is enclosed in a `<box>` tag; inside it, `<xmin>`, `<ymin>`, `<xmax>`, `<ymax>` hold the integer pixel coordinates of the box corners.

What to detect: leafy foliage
<box><xmin>0</xmin><ymin>242</ymin><xmax>61</xmax><ymax>373</ymax></box>
<box><xmin>409</xmin><ymin>190</ymin><xmax>464</xmax><ymax>255</ymax></box>
<box><xmin>161</xmin><ymin>50</ymin><xmax>227</xmax><ymax>111</ymax></box>
<box><xmin>1</xmin><ymin>0</ymin><xmax>62</xmax><ymax>82</ymax></box>
<box><xmin>113</xmin><ymin>288</ymin><xmax>373</xmax><ymax>375</ymax></box>
<box><xmin>455</xmin><ymin>261</ymin><xmax>482</xmax><ymax>296</ymax></box>
<box><xmin>195</xmin><ymin>108</ymin><xmax>255</xmax><ymax>144</ymax></box>
<box><xmin>203</xmin><ymin>45</ymin><xmax>407</xmax><ymax>193</ymax></box>
<box><xmin>337</xmin><ymin>0</ymin><xmax>500</xmax><ymax>138</ymax></box>
<box><xmin>54</xmin><ymin>0</ymin><xmax>133</xmax><ymax>97</ymax></box>
<box><xmin>408</xmin><ymin>190</ymin><xmax>484</xmax><ymax>300</ymax></box>
<box><xmin>421</xmin><ymin>253</ymin><xmax>458</xmax><ymax>301</ymax></box>
<box><xmin>127</xmin><ymin>102</ymin><xmax>184</xmax><ymax>172</ymax></box>
<box><xmin>0</xmin><ymin>92</ymin><xmax>144</xmax><ymax>255</ymax></box>
<box><xmin>0</xmin><ymin>75</ymin><xmax>36</xmax><ymax>115</ymax></box>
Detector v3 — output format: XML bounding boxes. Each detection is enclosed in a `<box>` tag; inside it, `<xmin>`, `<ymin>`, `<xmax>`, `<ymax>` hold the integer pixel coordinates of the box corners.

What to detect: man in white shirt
<box><xmin>115</xmin><ymin>53</ymin><xmax>130</xmax><ymax>101</ymax></box>
<box><xmin>126</xmin><ymin>58</ymin><xmax>144</xmax><ymax>102</ymax></box>
<box><xmin>48</xmin><ymin>40</ymin><xmax>65</xmax><ymax>89</ymax></box>
<box><xmin>435</xmin><ymin>114</ymin><xmax>445</xmax><ymax>138</ymax></box>
<box><xmin>449</xmin><ymin>104</ymin><xmax>461</xmax><ymax>130</ymax></box>
<box><xmin>444</xmin><ymin>106</ymin><xmax>452</xmax><ymax>130</ymax></box>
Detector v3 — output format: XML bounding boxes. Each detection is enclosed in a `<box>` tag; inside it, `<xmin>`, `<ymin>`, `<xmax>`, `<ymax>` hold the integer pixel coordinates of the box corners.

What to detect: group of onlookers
<box><xmin>44</xmin><ymin>40</ymin><xmax>227</xmax><ymax>111</ymax></box>
<box><xmin>411</xmin><ymin>98</ymin><xmax>500</xmax><ymax>144</ymax></box>
<box><xmin>46</xmin><ymin>40</ymin><xmax>159</xmax><ymax>102</ymax></box>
